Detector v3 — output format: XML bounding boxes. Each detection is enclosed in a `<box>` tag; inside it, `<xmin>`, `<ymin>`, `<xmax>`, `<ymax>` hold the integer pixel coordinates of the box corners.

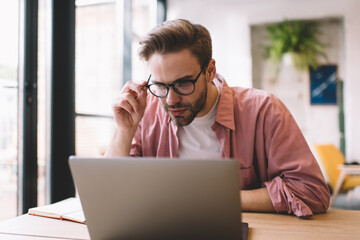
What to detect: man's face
<box><xmin>148</xmin><ymin>49</ymin><xmax>208</xmax><ymax>126</ymax></box>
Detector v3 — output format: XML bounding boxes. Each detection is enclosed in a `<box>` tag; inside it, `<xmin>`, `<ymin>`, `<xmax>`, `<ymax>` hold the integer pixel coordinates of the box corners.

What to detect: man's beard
<box><xmin>162</xmin><ymin>85</ymin><xmax>207</xmax><ymax>127</ymax></box>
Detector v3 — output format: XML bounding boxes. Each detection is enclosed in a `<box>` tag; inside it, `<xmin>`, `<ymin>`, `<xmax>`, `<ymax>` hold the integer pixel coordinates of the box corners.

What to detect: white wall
<box><xmin>251</xmin><ymin>19</ymin><xmax>343</xmax><ymax>161</ymax></box>
<box><xmin>167</xmin><ymin>0</ymin><xmax>360</xmax><ymax>162</ymax></box>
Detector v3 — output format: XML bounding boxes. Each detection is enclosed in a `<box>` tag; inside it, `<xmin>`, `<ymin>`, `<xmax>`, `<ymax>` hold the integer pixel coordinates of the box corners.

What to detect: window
<box><xmin>75</xmin><ymin>1</ymin><xmax>120</xmax><ymax>156</ymax></box>
<box><xmin>0</xmin><ymin>0</ymin><xmax>165</xmax><ymax>220</ymax></box>
<box><xmin>132</xmin><ymin>0</ymin><xmax>158</xmax><ymax>81</ymax></box>
<box><xmin>0</xmin><ymin>0</ymin><xmax>19</xmax><ymax>221</ymax></box>
<box><xmin>75</xmin><ymin>0</ymin><xmax>159</xmax><ymax>157</ymax></box>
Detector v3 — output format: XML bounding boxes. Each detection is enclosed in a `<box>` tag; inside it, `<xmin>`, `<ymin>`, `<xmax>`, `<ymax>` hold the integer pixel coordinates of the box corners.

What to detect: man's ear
<box><xmin>205</xmin><ymin>59</ymin><xmax>216</xmax><ymax>81</ymax></box>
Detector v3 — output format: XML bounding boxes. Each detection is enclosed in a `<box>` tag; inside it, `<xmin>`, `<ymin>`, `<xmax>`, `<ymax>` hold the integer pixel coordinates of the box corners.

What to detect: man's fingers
<box><xmin>123</xmin><ymin>92</ymin><xmax>142</xmax><ymax>113</ymax></box>
<box><xmin>138</xmin><ymin>87</ymin><xmax>148</xmax><ymax>109</ymax></box>
<box><xmin>121</xmin><ymin>81</ymin><xmax>147</xmax><ymax>96</ymax></box>
<box><xmin>111</xmin><ymin>80</ymin><xmax>148</xmax><ymax>122</ymax></box>
<box><xmin>112</xmin><ymin>98</ymin><xmax>135</xmax><ymax>114</ymax></box>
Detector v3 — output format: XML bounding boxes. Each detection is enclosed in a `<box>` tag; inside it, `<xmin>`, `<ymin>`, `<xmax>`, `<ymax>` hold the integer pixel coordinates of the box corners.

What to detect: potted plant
<box><xmin>264</xmin><ymin>19</ymin><xmax>328</xmax><ymax>76</ymax></box>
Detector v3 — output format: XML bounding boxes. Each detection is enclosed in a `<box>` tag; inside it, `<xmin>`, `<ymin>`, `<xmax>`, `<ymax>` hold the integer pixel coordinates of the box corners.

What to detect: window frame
<box><xmin>17</xmin><ymin>0</ymin><xmax>167</xmax><ymax>213</ymax></box>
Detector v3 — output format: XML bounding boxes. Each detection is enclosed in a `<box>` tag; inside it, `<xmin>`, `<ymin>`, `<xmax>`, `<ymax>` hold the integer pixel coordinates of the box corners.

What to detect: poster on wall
<box><xmin>310</xmin><ymin>65</ymin><xmax>337</xmax><ymax>105</ymax></box>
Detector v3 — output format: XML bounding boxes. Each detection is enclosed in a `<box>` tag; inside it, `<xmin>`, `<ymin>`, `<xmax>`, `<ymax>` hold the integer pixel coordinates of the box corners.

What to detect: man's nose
<box><xmin>166</xmin><ymin>87</ymin><xmax>181</xmax><ymax>106</ymax></box>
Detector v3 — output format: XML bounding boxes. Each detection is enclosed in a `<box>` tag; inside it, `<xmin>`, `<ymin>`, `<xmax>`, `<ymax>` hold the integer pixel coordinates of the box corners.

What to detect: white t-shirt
<box><xmin>177</xmin><ymin>83</ymin><xmax>222</xmax><ymax>158</ymax></box>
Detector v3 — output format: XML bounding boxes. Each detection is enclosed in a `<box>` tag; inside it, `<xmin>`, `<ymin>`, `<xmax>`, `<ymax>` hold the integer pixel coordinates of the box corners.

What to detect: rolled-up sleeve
<box><xmin>260</xmin><ymin>95</ymin><xmax>330</xmax><ymax>217</ymax></box>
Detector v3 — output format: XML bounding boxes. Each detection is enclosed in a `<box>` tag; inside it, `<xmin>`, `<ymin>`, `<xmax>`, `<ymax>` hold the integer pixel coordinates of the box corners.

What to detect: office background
<box><xmin>1</xmin><ymin>0</ymin><xmax>359</xmax><ymax>221</ymax></box>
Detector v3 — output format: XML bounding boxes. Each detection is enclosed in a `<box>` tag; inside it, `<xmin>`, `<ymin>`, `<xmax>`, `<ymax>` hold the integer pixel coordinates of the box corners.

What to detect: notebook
<box><xmin>28</xmin><ymin>197</ymin><xmax>85</xmax><ymax>224</ymax></box>
<box><xmin>69</xmin><ymin>156</ymin><xmax>245</xmax><ymax>240</ymax></box>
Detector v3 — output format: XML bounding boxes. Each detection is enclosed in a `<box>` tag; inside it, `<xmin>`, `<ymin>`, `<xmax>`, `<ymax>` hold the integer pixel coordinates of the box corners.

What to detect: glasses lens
<box><xmin>174</xmin><ymin>81</ymin><xmax>195</xmax><ymax>95</ymax></box>
<box><xmin>149</xmin><ymin>84</ymin><xmax>168</xmax><ymax>97</ymax></box>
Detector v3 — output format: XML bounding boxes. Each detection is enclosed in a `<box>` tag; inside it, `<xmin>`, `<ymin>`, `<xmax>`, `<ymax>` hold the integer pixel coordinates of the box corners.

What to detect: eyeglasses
<box><xmin>146</xmin><ymin>67</ymin><xmax>205</xmax><ymax>98</ymax></box>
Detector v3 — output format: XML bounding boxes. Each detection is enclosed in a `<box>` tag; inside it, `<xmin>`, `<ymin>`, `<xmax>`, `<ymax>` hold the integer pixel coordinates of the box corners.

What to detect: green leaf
<box><xmin>264</xmin><ymin>19</ymin><xmax>328</xmax><ymax>72</ymax></box>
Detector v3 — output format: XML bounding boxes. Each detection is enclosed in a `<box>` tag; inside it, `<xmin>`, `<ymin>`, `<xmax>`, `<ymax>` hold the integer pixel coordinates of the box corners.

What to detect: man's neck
<box><xmin>197</xmin><ymin>80</ymin><xmax>219</xmax><ymax>117</ymax></box>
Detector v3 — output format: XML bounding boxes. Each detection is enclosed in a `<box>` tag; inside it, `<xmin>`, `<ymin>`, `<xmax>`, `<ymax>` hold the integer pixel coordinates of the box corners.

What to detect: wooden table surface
<box><xmin>242</xmin><ymin>208</ymin><xmax>360</xmax><ymax>240</ymax></box>
<box><xmin>0</xmin><ymin>208</ymin><xmax>359</xmax><ymax>239</ymax></box>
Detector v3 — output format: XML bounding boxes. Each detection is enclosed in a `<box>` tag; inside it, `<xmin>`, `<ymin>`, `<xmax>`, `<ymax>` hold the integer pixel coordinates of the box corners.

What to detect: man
<box><xmin>105</xmin><ymin>19</ymin><xmax>330</xmax><ymax>217</ymax></box>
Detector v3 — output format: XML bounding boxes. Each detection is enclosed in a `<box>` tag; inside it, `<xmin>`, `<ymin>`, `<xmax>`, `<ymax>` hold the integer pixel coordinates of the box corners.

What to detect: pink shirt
<box><xmin>131</xmin><ymin>74</ymin><xmax>330</xmax><ymax>217</ymax></box>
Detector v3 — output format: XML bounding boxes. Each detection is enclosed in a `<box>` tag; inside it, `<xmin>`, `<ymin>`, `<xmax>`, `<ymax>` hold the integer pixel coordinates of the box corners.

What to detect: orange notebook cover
<box><xmin>28</xmin><ymin>197</ymin><xmax>85</xmax><ymax>224</ymax></box>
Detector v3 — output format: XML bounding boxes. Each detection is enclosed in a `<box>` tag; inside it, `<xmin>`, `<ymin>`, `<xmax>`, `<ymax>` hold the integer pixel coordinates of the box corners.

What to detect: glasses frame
<box><xmin>146</xmin><ymin>66</ymin><xmax>205</xmax><ymax>98</ymax></box>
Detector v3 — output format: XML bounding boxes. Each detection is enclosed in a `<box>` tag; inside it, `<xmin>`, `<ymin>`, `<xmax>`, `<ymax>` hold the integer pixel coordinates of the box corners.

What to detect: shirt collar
<box><xmin>214</xmin><ymin>74</ymin><xmax>236</xmax><ymax>130</ymax></box>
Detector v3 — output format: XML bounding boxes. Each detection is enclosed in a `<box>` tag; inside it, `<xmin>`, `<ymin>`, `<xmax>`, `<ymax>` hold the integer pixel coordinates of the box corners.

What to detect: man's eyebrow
<box><xmin>151</xmin><ymin>74</ymin><xmax>195</xmax><ymax>84</ymax></box>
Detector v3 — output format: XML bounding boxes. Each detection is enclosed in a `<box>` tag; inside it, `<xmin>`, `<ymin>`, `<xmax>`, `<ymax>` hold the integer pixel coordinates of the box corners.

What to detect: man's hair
<box><xmin>138</xmin><ymin>19</ymin><xmax>212</xmax><ymax>69</ymax></box>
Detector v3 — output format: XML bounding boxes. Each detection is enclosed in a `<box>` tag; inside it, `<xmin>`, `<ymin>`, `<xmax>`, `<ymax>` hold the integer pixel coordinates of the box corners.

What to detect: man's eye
<box><xmin>154</xmin><ymin>83</ymin><xmax>167</xmax><ymax>88</ymax></box>
<box><xmin>177</xmin><ymin>80</ymin><xmax>192</xmax><ymax>85</ymax></box>
<box><xmin>175</xmin><ymin>81</ymin><xmax>193</xmax><ymax>90</ymax></box>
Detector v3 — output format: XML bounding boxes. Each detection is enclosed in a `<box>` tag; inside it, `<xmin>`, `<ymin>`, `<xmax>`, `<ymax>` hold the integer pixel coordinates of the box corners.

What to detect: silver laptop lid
<box><xmin>69</xmin><ymin>156</ymin><xmax>242</xmax><ymax>240</ymax></box>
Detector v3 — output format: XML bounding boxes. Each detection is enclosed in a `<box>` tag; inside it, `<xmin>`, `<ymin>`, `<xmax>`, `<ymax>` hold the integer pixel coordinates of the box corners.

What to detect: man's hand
<box><xmin>112</xmin><ymin>81</ymin><xmax>148</xmax><ymax>134</ymax></box>
<box><xmin>105</xmin><ymin>81</ymin><xmax>148</xmax><ymax>157</ymax></box>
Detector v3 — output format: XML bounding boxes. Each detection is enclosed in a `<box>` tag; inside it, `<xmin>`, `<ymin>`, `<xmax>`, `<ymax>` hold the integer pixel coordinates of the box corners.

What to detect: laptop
<box><xmin>69</xmin><ymin>156</ymin><xmax>244</xmax><ymax>240</ymax></box>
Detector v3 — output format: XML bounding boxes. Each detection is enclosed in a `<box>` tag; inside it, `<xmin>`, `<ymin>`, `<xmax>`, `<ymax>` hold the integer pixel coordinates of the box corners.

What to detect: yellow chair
<box><xmin>314</xmin><ymin>144</ymin><xmax>360</xmax><ymax>192</ymax></box>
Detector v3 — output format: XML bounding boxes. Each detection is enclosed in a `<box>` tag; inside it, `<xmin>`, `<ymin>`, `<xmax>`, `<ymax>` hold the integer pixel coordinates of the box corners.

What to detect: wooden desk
<box><xmin>243</xmin><ymin>209</ymin><xmax>360</xmax><ymax>240</ymax></box>
<box><xmin>0</xmin><ymin>209</ymin><xmax>359</xmax><ymax>239</ymax></box>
